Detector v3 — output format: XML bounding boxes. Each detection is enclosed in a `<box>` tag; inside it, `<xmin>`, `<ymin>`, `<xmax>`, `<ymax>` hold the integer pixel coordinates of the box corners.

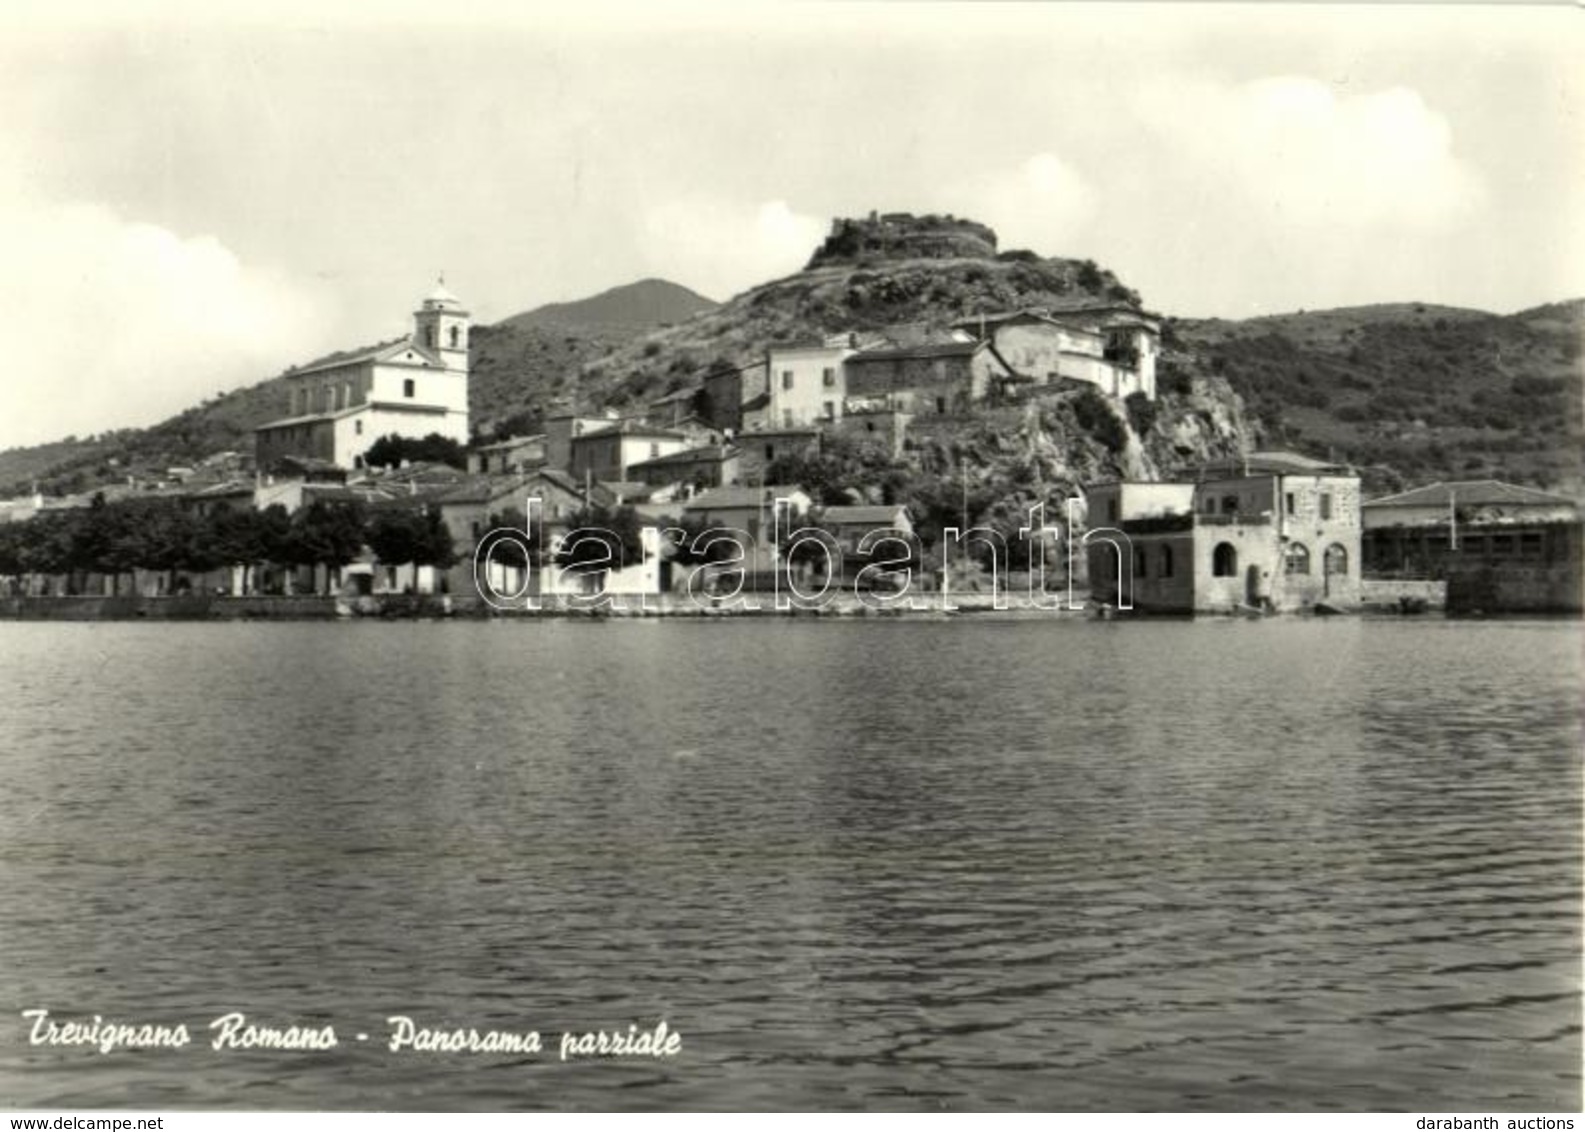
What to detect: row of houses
<box><xmin>735</xmin><ymin>304</ymin><xmax>1161</xmax><ymax>434</ymax></box>
<box><xmin>5</xmin><ymin>442</ymin><xmax>1580</xmax><ymax>613</ymax></box>
<box><xmin>5</xmin><ymin>280</ymin><xmax>1576</xmax><ymax>612</ymax></box>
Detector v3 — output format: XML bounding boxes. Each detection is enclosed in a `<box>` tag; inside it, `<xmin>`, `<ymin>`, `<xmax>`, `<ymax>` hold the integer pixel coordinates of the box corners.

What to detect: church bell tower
<box><xmin>413</xmin><ymin>277</ymin><xmax>470</xmax><ymax>374</ymax></box>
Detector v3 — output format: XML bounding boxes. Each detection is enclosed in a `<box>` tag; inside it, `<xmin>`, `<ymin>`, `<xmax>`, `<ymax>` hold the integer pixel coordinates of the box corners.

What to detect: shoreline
<box><xmin>3</xmin><ymin>593</ymin><xmax>1574</xmax><ymax>621</ymax></box>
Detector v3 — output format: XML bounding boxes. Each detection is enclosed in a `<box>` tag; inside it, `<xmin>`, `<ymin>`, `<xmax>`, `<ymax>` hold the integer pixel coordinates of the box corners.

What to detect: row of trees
<box><xmin>0</xmin><ymin>494</ymin><xmax>455</xmax><ymax>595</ymax></box>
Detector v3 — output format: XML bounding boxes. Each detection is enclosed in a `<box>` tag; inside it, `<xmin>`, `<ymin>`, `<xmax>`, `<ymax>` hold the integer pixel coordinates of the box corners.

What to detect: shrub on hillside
<box><xmin>1156</xmin><ymin>365</ymin><xmax>1193</xmax><ymax>397</ymax></box>
<box><xmin>1124</xmin><ymin>391</ymin><xmax>1158</xmax><ymax>437</ymax></box>
<box><xmin>1072</xmin><ymin>388</ymin><xmax>1127</xmax><ymax>453</ymax></box>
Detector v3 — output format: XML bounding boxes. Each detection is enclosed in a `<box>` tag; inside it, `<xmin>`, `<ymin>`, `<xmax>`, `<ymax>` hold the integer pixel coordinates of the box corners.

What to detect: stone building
<box><xmin>1087</xmin><ymin>452</ymin><xmax>1362</xmax><ymax>613</ymax></box>
<box><xmin>958</xmin><ymin>305</ymin><xmax>1160</xmax><ymax>400</ymax></box>
<box><xmin>761</xmin><ymin>340</ymin><xmax>857</xmax><ymax>428</ymax></box>
<box><xmin>842</xmin><ymin>340</ymin><xmax>1013</xmax><ymax>416</ymax></box>
<box><xmin>567</xmin><ymin>420</ymin><xmax>691</xmax><ymax>484</ymax></box>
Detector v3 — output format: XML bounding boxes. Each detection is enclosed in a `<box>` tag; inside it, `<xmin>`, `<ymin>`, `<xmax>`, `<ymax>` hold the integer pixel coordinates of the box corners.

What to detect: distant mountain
<box><xmin>467</xmin><ymin>279</ymin><xmax>717</xmax><ymax>440</ymax></box>
<box><xmin>498</xmin><ymin>278</ymin><xmax>718</xmax><ymax>336</ymax></box>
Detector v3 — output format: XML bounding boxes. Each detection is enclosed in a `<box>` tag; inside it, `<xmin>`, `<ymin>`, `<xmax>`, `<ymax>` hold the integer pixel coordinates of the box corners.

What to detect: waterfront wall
<box><xmin>1</xmin><ymin>589</ymin><xmax>1082</xmax><ymax>621</ymax></box>
<box><xmin>1359</xmin><ymin>578</ymin><xmax>1447</xmax><ymax>609</ymax></box>
<box><xmin>1445</xmin><ymin>563</ymin><xmax>1583</xmax><ymax>615</ymax></box>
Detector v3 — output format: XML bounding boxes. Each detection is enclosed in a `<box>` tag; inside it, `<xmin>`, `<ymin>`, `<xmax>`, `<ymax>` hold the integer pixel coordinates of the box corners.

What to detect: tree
<box><xmin>555</xmin><ymin>504</ymin><xmax>647</xmax><ymax>577</ymax></box>
<box><xmin>285</xmin><ymin>500</ymin><xmax>367</xmax><ymax>592</ymax></box>
<box><xmin>475</xmin><ymin>507</ymin><xmax>539</xmax><ymax>571</ymax></box>
<box><xmin>367</xmin><ymin>505</ymin><xmax>458</xmax><ymax>571</ymax></box>
<box><xmin>664</xmin><ymin>512</ymin><xmax>745</xmax><ymax>567</ymax></box>
<box><xmin>205</xmin><ymin>504</ymin><xmax>273</xmax><ymax>594</ymax></box>
<box><xmin>363</xmin><ymin>432</ymin><xmax>467</xmax><ymax>470</ymax></box>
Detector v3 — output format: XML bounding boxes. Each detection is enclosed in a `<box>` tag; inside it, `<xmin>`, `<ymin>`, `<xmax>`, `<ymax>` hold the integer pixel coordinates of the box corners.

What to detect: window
<box><xmin>449</xmin><ymin>325</ymin><xmax>460</xmax><ymax>348</ymax></box>
<box><xmin>865</xmin><ymin>421</ymin><xmax>875</xmax><ymax>432</ymax></box>
<box><xmin>1222</xmin><ymin>495</ymin><xmax>1239</xmax><ymax>514</ymax></box>
<box><xmin>822</xmin><ymin>367</ymin><xmax>836</xmax><ymax>388</ymax></box>
<box><xmin>1134</xmin><ymin>547</ymin><xmax>1148</xmax><ymax>579</ymax></box>
<box><xmin>1285</xmin><ymin>492</ymin><xmax>1296</xmax><ymax>515</ymax></box>
<box><xmin>1324</xmin><ymin>543</ymin><xmax>1348</xmax><ymax>576</ymax></box>
<box><xmin>355</xmin><ymin>420</ymin><xmax>363</xmax><ymax>435</ymax></box>
<box><xmin>1203</xmin><ymin>496</ymin><xmax>1217</xmax><ymax>515</ymax></box>
<box><xmin>1213</xmin><ymin>543</ymin><xmax>1238</xmax><ymax>577</ymax></box>
<box><xmin>765</xmin><ymin>444</ymin><xmax>775</xmax><ymax>461</ymax></box>
<box><xmin>936</xmin><ymin>396</ymin><xmax>947</xmax><ymax>414</ymax></box>
<box><xmin>424</xmin><ymin>326</ymin><xmax>436</xmax><ymax>347</ymax></box>
<box><xmin>1320</xmin><ymin>493</ymin><xmax>1333</xmax><ymax>521</ymax></box>
<box><xmin>650</xmin><ymin>443</ymin><xmax>660</xmax><ymax>458</ymax></box>
<box><xmin>781</xmin><ymin>370</ymin><xmax>794</xmax><ymax>390</ymax></box>
<box><xmin>403</xmin><ymin>379</ymin><xmax>416</xmax><ymax>398</ymax></box>
<box><xmin>1284</xmin><ymin>542</ymin><xmax>1311</xmax><ymax>575</ymax></box>
<box><xmin>1160</xmin><ymin>544</ymin><xmax>1174</xmax><ymax>578</ymax></box>
<box><xmin>823</xmin><ymin>401</ymin><xmax>835</xmax><ymax>421</ymax></box>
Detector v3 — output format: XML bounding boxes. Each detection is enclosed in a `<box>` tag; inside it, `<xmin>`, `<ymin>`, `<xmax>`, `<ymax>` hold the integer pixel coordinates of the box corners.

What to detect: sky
<box><xmin>1</xmin><ymin>1</ymin><xmax>1581</xmax><ymax>450</ymax></box>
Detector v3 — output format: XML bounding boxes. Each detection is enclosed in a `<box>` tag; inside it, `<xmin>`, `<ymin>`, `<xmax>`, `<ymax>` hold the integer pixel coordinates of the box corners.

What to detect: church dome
<box><xmin>421</xmin><ymin>277</ymin><xmax>462</xmax><ymax>310</ymax></box>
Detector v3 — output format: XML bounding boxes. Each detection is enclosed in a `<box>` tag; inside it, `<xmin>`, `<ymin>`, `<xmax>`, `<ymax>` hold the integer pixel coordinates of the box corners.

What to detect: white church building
<box><xmin>255</xmin><ymin>280</ymin><xmax>471</xmax><ymax>470</ymax></box>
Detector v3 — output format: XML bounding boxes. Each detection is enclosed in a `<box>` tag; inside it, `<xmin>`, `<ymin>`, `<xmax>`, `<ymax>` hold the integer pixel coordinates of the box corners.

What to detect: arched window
<box><xmin>1213</xmin><ymin>542</ymin><xmax>1237</xmax><ymax>577</ymax></box>
<box><xmin>449</xmin><ymin>325</ymin><xmax>461</xmax><ymax>348</ymax></box>
<box><xmin>1284</xmin><ymin>542</ymin><xmax>1311</xmax><ymax>575</ymax></box>
<box><xmin>1134</xmin><ymin>546</ymin><xmax>1148</xmax><ymax>579</ymax></box>
<box><xmin>1159</xmin><ymin>544</ymin><xmax>1174</xmax><ymax>578</ymax></box>
<box><xmin>424</xmin><ymin>326</ymin><xmax>436</xmax><ymax>347</ymax></box>
<box><xmin>1324</xmin><ymin>543</ymin><xmax>1349</xmax><ymax>576</ymax></box>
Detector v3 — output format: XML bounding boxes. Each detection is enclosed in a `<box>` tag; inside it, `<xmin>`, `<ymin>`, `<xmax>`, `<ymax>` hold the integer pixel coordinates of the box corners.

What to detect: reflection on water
<box><xmin>0</xmin><ymin>619</ymin><xmax>1578</xmax><ymax>1110</ymax></box>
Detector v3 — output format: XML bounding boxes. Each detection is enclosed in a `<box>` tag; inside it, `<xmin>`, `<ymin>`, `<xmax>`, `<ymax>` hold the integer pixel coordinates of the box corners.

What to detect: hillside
<box><xmin>1173</xmin><ymin>299</ymin><xmax>1584</xmax><ymax>495</ymax></box>
<box><xmin>462</xmin><ymin>220</ymin><xmax>1255</xmax><ymax>517</ymax></box>
<box><xmin>0</xmin><ymin>213</ymin><xmax>1579</xmax><ymax>503</ymax></box>
<box><xmin>526</xmin><ymin>250</ymin><xmax>1142</xmax><ymax>419</ymax></box>
<box><xmin>0</xmin><ymin>281</ymin><xmax>713</xmax><ymax>494</ymax></box>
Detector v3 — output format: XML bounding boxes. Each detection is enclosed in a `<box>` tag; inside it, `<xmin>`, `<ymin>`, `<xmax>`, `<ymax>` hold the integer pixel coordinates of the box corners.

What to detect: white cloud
<box><xmin>1136</xmin><ymin>76</ymin><xmax>1484</xmax><ymax>231</ymax></box>
<box><xmin>638</xmin><ymin>198</ymin><xmax>827</xmax><ymax>299</ymax></box>
<box><xmin>0</xmin><ymin>180</ymin><xmax>338</xmax><ymax>450</ymax></box>
<box><xmin>944</xmin><ymin>153</ymin><xmax>1099</xmax><ymax>255</ymax></box>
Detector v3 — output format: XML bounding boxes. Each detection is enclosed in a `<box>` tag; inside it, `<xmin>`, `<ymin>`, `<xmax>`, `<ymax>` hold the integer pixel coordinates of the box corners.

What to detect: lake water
<box><xmin>0</xmin><ymin>618</ymin><xmax>1578</xmax><ymax>1111</ymax></box>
